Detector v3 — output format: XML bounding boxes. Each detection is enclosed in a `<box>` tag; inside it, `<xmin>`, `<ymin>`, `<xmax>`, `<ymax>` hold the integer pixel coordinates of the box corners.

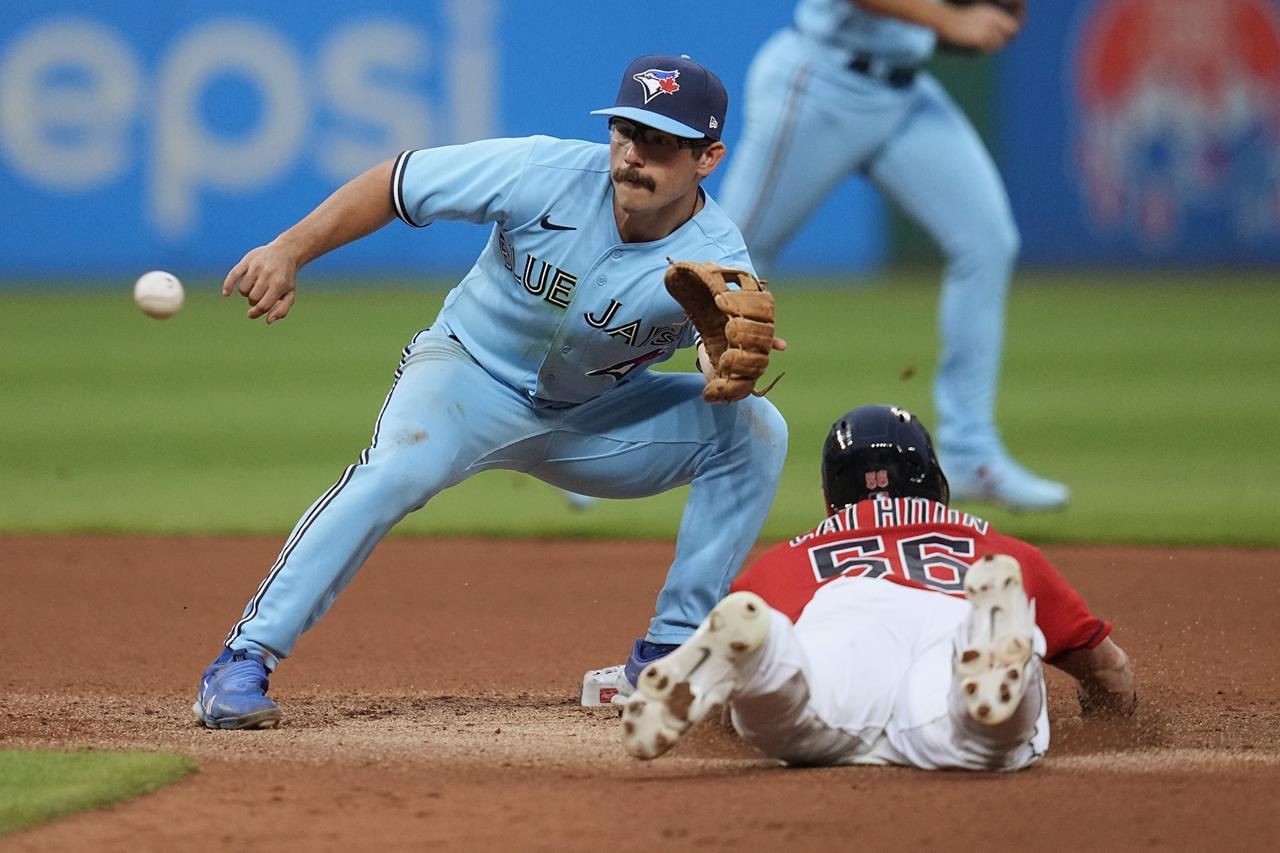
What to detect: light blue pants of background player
<box><xmin>719</xmin><ymin>28</ymin><xmax>1065</xmax><ymax>509</ymax></box>
<box><xmin>223</xmin><ymin>330</ymin><xmax>788</xmax><ymax>668</ymax></box>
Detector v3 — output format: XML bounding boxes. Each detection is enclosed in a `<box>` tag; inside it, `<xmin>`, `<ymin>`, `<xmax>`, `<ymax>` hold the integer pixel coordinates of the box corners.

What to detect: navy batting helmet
<box><xmin>821</xmin><ymin>405</ymin><xmax>950</xmax><ymax>513</ymax></box>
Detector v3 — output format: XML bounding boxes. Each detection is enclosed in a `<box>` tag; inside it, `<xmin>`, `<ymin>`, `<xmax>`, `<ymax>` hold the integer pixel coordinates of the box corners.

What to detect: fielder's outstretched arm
<box><xmin>223</xmin><ymin>158</ymin><xmax>398</xmax><ymax>324</ymax></box>
<box><xmin>853</xmin><ymin>0</ymin><xmax>1021</xmax><ymax>53</ymax></box>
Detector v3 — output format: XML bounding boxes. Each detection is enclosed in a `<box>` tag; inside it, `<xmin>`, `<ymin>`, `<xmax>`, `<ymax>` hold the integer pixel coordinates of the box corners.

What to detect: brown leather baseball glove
<box><xmin>663</xmin><ymin>259</ymin><xmax>782</xmax><ymax>404</ymax></box>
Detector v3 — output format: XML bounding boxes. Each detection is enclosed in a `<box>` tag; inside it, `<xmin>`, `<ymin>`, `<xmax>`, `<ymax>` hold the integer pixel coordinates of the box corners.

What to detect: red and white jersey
<box><xmin>731</xmin><ymin>496</ymin><xmax>1110</xmax><ymax>662</ymax></box>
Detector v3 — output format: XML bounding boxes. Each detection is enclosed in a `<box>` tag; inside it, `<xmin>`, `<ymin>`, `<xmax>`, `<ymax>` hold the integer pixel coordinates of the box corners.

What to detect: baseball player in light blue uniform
<box><xmin>718</xmin><ymin>0</ymin><xmax>1067</xmax><ymax>511</ymax></box>
<box><xmin>194</xmin><ymin>54</ymin><xmax>788</xmax><ymax>729</ymax></box>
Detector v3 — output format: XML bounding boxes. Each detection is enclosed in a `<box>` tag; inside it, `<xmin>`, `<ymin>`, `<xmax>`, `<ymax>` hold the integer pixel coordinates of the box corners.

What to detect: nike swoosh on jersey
<box><xmin>539</xmin><ymin>215</ymin><xmax>577</xmax><ymax>231</ymax></box>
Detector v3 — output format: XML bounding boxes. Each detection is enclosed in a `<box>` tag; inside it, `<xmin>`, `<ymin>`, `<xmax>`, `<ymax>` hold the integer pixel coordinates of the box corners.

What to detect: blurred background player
<box><xmin>618</xmin><ymin>405</ymin><xmax>1133</xmax><ymax>769</ymax></box>
<box><xmin>718</xmin><ymin>0</ymin><xmax>1068</xmax><ymax>511</ymax></box>
<box><xmin>193</xmin><ymin>53</ymin><xmax>788</xmax><ymax>729</ymax></box>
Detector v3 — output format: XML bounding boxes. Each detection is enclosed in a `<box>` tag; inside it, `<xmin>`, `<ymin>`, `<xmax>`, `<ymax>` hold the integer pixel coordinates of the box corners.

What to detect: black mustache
<box><xmin>613</xmin><ymin>168</ymin><xmax>655</xmax><ymax>192</ymax></box>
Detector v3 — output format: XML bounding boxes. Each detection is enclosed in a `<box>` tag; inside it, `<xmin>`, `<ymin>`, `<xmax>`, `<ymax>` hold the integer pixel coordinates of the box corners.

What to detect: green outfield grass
<box><xmin>0</xmin><ymin>750</ymin><xmax>195</xmax><ymax>835</ymax></box>
<box><xmin>1</xmin><ymin>271</ymin><xmax>1276</xmax><ymax>545</ymax></box>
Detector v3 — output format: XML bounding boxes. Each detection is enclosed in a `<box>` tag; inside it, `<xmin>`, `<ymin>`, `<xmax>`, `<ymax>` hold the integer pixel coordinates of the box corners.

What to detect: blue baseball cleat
<box><xmin>192</xmin><ymin>648</ymin><xmax>283</xmax><ymax>730</ymax></box>
<box><xmin>623</xmin><ymin>638</ymin><xmax>682</xmax><ymax>688</ymax></box>
<box><xmin>942</xmin><ymin>453</ymin><xmax>1069</xmax><ymax>513</ymax></box>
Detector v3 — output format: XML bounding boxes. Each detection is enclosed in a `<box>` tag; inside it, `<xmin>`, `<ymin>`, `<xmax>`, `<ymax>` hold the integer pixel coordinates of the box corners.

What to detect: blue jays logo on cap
<box><xmin>591</xmin><ymin>54</ymin><xmax>728</xmax><ymax>142</ymax></box>
<box><xmin>633</xmin><ymin>68</ymin><xmax>681</xmax><ymax>104</ymax></box>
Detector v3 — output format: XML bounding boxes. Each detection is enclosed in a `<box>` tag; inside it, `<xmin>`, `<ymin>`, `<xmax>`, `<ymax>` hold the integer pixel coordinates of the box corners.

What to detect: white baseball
<box><xmin>133</xmin><ymin>270</ymin><xmax>185</xmax><ymax>319</ymax></box>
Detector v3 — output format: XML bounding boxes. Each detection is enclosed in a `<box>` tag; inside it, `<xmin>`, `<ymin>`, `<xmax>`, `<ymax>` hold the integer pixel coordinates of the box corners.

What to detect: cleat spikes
<box><xmin>618</xmin><ymin>592</ymin><xmax>771</xmax><ymax>760</ymax></box>
<box><xmin>956</xmin><ymin>555</ymin><xmax>1035</xmax><ymax>727</ymax></box>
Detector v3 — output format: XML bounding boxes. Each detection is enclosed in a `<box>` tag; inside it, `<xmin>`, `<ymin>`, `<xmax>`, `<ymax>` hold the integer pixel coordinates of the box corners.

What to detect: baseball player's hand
<box><xmin>223</xmin><ymin>242</ymin><xmax>301</xmax><ymax>324</ymax></box>
<box><xmin>1056</xmin><ymin>637</ymin><xmax>1136</xmax><ymax>717</ymax></box>
<box><xmin>938</xmin><ymin>3</ymin><xmax>1022</xmax><ymax>53</ymax></box>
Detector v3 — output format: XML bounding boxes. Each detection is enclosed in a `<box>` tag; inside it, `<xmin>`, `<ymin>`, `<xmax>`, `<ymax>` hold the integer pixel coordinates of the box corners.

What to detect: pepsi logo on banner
<box><xmin>1073</xmin><ymin>0</ymin><xmax>1280</xmax><ymax>251</ymax></box>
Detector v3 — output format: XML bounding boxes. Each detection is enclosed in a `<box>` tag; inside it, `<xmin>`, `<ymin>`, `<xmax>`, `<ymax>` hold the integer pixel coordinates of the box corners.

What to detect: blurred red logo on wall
<box><xmin>1074</xmin><ymin>0</ymin><xmax>1280</xmax><ymax>248</ymax></box>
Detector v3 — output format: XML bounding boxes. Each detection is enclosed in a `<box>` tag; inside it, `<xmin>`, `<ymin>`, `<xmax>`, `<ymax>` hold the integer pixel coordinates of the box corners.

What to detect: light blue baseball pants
<box><xmin>225</xmin><ymin>329</ymin><xmax>788</xmax><ymax>667</ymax></box>
<box><xmin>719</xmin><ymin>27</ymin><xmax>1020</xmax><ymax>459</ymax></box>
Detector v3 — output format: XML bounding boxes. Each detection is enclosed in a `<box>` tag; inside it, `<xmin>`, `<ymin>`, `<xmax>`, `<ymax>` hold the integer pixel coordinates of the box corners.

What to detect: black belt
<box><xmin>848</xmin><ymin>53</ymin><xmax>917</xmax><ymax>88</ymax></box>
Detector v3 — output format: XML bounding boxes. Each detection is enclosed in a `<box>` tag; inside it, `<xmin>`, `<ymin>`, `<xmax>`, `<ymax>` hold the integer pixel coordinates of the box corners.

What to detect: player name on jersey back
<box><xmin>789</xmin><ymin>496</ymin><xmax>988</xmax><ymax>547</ymax></box>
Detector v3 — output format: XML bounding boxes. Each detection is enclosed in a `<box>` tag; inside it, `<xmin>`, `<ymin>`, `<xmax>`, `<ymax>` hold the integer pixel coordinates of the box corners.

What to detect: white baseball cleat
<box><xmin>956</xmin><ymin>554</ymin><xmax>1037</xmax><ymax>726</ymax></box>
<box><xmin>618</xmin><ymin>591</ymin><xmax>771</xmax><ymax>760</ymax></box>
<box><xmin>560</xmin><ymin>489</ymin><xmax>597</xmax><ymax>511</ymax></box>
<box><xmin>580</xmin><ymin>663</ymin><xmax>633</xmax><ymax>707</ymax></box>
<box><xmin>942</xmin><ymin>453</ymin><xmax>1069</xmax><ymax>513</ymax></box>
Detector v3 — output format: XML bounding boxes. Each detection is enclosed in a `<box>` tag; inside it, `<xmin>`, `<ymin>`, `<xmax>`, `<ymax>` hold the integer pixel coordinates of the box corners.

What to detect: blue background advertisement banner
<box><xmin>0</xmin><ymin>0</ymin><xmax>884</xmax><ymax>278</ymax></box>
<box><xmin>3</xmin><ymin>1</ymin><xmax>1277</xmax><ymax>278</ymax></box>
<box><xmin>999</xmin><ymin>0</ymin><xmax>1280</xmax><ymax>265</ymax></box>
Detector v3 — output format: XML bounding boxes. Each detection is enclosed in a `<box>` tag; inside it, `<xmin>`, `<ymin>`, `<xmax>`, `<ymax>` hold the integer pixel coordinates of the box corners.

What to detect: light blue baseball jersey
<box><xmin>392</xmin><ymin>136</ymin><xmax>753</xmax><ymax>405</ymax></box>
<box><xmin>794</xmin><ymin>0</ymin><xmax>938</xmax><ymax>64</ymax></box>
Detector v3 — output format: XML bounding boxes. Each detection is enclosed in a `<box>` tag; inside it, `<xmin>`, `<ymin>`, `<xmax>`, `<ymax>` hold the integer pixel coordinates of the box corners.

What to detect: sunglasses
<box><xmin>609</xmin><ymin>117</ymin><xmax>709</xmax><ymax>156</ymax></box>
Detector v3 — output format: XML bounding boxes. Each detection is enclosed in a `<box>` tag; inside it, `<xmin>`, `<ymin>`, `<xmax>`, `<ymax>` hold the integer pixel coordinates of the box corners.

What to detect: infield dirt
<box><xmin>2</xmin><ymin>535</ymin><xmax>1278</xmax><ymax>851</ymax></box>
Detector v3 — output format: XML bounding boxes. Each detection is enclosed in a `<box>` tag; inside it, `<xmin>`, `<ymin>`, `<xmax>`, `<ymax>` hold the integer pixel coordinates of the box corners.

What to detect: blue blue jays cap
<box><xmin>591</xmin><ymin>54</ymin><xmax>727</xmax><ymax>141</ymax></box>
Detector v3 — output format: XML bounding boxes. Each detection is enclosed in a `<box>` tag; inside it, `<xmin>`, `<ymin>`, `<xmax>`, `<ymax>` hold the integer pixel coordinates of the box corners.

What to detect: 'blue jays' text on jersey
<box><xmin>794</xmin><ymin>0</ymin><xmax>938</xmax><ymax>65</ymax></box>
<box><xmin>392</xmin><ymin>136</ymin><xmax>753</xmax><ymax>405</ymax></box>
